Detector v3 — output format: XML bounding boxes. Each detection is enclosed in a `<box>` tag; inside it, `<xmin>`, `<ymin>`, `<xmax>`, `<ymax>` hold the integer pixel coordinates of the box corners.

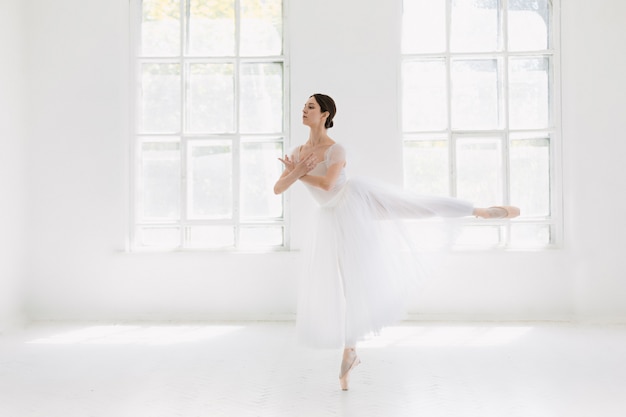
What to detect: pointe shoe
<box><xmin>339</xmin><ymin>351</ymin><xmax>361</xmax><ymax>391</ymax></box>
<box><xmin>488</xmin><ymin>206</ymin><xmax>520</xmax><ymax>219</ymax></box>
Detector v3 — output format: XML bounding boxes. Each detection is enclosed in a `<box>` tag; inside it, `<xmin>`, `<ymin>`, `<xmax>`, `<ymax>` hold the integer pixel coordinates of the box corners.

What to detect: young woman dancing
<box><xmin>274</xmin><ymin>94</ymin><xmax>519</xmax><ymax>391</ymax></box>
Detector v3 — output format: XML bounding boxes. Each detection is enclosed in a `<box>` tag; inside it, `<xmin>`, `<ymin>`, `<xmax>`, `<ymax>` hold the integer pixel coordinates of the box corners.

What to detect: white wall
<box><xmin>560</xmin><ymin>1</ymin><xmax>626</xmax><ymax>321</ymax></box>
<box><xmin>19</xmin><ymin>0</ymin><xmax>626</xmax><ymax>323</ymax></box>
<box><xmin>0</xmin><ymin>0</ymin><xmax>25</xmax><ymax>331</ymax></box>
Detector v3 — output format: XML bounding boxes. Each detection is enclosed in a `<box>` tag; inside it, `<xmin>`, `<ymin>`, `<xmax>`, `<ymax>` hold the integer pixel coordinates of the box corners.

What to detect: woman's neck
<box><xmin>307</xmin><ymin>128</ymin><xmax>332</xmax><ymax>147</ymax></box>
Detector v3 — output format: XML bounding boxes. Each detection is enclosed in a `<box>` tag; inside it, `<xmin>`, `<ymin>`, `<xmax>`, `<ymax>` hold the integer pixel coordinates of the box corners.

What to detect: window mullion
<box><xmin>178</xmin><ymin>0</ymin><xmax>186</xmax><ymax>249</ymax></box>
<box><xmin>501</xmin><ymin>0</ymin><xmax>511</xmax><ymax>246</ymax></box>
<box><xmin>184</xmin><ymin>0</ymin><xmax>191</xmax><ymax>54</ymax></box>
<box><xmin>281</xmin><ymin>0</ymin><xmax>290</xmax><ymax>250</ymax></box>
<box><xmin>445</xmin><ymin>0</ymin><xmax>455</xmax><ymax>197</ymax></box>
<box><xmin>180</xmin><ymin>133</ymin><xmax>189</xmax><ymax>248</ymax></box>
<box><xmin>233</xmin><ymin>0</ymin><xmax>242</xmax><ymax>248</ymax></box>
<box><xmin>550</xmin><ymin>1</ymin><xmax>563</xmax><ymax>245</ymax></box>
<box><xmin>129</xmin><ymin>0</ymin><xmax>141</xmax><ymax>251</ymax></box>
<box><xmin>502</xmin><ymin>0</ymin><xmax>510</xmax><ymax>139</ymax></box>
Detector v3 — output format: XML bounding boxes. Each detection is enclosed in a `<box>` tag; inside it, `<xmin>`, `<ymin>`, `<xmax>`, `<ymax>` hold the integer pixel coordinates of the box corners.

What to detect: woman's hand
<box><xmin>279</xmin><ymin>153</ymin><xmax>318</xmax><ymax>177</ymax></box>
<box><xmin>278</xmin><ymin>155</ymin><xmax>296</xmax><ymax>172</ymax></box>
<box><xmin>273</xmin><ymin>152</ymin><xmax>319</xmax><ymax>195</ymax></box>
<box><xmin>298</xmin><ymin>153</ymin><xmax>319</xmax><ymax>176</ymax></box>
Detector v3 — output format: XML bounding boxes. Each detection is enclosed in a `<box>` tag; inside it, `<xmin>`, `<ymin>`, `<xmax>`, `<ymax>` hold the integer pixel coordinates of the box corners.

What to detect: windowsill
<box><xmin>121</xmin><ymin>243</ymin><xmax>562</xmax><ymax>255</ymax></box>
<box><xmin>121</xmin><ymin>247</ymin><xmax>301</xmax><ymax>255</ymax></box>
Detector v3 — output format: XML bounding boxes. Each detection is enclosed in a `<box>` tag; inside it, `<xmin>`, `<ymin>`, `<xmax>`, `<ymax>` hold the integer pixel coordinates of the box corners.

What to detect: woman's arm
<box><xmin>273</xmin><ymin>153</ymin><xmax>318</xmax><ymax>194</ymax></box>
<box><xmin>298</xmin><ymin>161</ymin><xmax>344</xmax><ymax>191</ymax></box>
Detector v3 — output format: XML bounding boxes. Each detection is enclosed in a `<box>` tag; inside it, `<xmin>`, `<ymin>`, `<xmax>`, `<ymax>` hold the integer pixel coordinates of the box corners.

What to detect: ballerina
<box><xmin>274</xmin><ymin>93</ymin><xmax>519</xmax><ymax>390</ymax></box>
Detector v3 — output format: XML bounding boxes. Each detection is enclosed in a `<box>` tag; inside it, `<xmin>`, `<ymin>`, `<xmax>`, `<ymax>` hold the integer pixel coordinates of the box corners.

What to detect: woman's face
<box><xmin>302</xmin><ymin>97</ymin><xmax>327</xmax><ymax>128</ymax></box>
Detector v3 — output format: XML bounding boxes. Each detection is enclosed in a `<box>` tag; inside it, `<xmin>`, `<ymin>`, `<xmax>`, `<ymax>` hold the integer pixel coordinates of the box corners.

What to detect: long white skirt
<box><xmin>296</xmin><ymin>178</ymin><xmax>474</xmax><ymax>349</ymax></box>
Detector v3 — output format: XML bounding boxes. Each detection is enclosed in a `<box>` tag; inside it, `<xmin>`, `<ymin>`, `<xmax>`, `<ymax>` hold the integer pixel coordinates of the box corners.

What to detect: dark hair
<box><xmin>311</xmin><ymin>93</ymin><xmax>336</xmax><ymax>129</ymax></box>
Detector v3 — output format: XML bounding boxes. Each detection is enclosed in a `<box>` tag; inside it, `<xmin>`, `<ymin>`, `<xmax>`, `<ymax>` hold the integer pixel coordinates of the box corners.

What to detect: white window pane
<box><xmin>240</xmin><ymin>0</ymin><xmax>282</xmax><ymax>56</ymax></box>
<box><xmin>510</xmin><ymin>223</ymin><xmax>551</xmax><ymax>248</ymax></box>
<box><xmin>139</xmin><ymin>227</ymin><xmax>180</xmax><ymax>248</ymax></box>
<box><xmin>402</xmin><ymin>0</ymin><xmax>446</xmax><ymax>54</ymax></box>
<box><xmin>141</xmin><ymin>64</ymin><xmax>181</xmax><ymax>133</ymax></box>
<box><xmin>240</xmin><ymin>63</ymin><xmax>283</xmax><ymax>134</ymax></box>
<box><xmin>139</xmin><ymin>141</ymin><xmax>180</xmax><ymax>219</ymax></box>
<box><xmin>510</xmin><ymin>137</ymin><xmax>550</xmax><ymax>217</ymax></box>
<box><xmin>186</xmin><ymin>226</ymin><xmax>234</xmax><ymax>248</ymax></box>
<box><xmin>240</xmin><ymin>227</ymin><xmax>283</xmax><ymax>248</ymax></box>
<box><xmin>455</xmin><ymin>225</ymin><xmax>501</xmax><ymax>247</ymax></box>
<box><xmin>405</xmin><ymin>220</ymin><xmax>455</xmax><ymax>250</ymax></box>
<box><xmin>508</xmin><ymin>0</ymin><xmax>550</xmax><ymax>51</ymax></box>
<box><xmin>403</xmin><ymin>139</ymin><xmax>449</xmax><ymax>195</ymax></box>
<box><xmin>187</xmin><ymin>0</ymin><xmax>235</xmax><ymax>56</ymax></box>
<box><xmin>241</xmin><ymin>142</ymin><xmax>283</xmax><ymax>218</ymax></box>
<box><xmin>509</xmin><ymin>58</ymin><xmax>550</xmax><ymax>129</ymax></box>
<box><xmin>451</xmin><ymin>59</ymin><xmax>500</xmax><ymax>129</ymax></box>
<box><xmin>402</xmin><ymin>60</ymin><xmax>447</xmax><ymax>131</ymax></box>
<box><xmin>187</xmin><ymin>63</ymin><xmax>235</xmax><ymax>133</ymax></box>
<box><xmin>188</xmin><ymin>141</ymin><xmax>232</xmax><ymax>219</ymax></box>
<box><xmin>451</xmin><ymin>0</ymin><xmax>500</xmax><ymax>52</ymax></box>
<box><xmin>456</xmin><ymin>138</ymin><xmax>503</xmax><ymax>205</ymax></box>
<box><xmin>141</xmin><ymin>0</ymin><xmax>180</xmax><ymax>56</ymax></box>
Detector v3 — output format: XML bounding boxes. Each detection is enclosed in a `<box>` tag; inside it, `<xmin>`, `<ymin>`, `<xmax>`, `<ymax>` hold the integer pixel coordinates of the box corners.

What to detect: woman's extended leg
<box><xmin>358</xmin><ymin>178</ymin><xmax>520</xmax><ymax>220</ymax></box>
<box><xmin>473</xmin><ymin>206</ymin><xmax>520</xmax><ymax>219</ymax></box>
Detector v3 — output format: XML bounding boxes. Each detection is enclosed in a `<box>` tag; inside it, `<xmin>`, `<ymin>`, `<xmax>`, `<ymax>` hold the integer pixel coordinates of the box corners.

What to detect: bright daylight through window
<box><xmin>131</xmin><ymin>0</ymin><xmax>286</xmax><ymax>250</ymax></box>
<box><xmin>402</xmin><ymin>0</ymin><xmax>559</xmax><ymax>249</ymax></box>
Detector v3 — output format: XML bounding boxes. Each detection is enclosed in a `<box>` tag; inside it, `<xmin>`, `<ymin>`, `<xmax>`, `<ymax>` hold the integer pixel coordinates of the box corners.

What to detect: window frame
<box><xmin>129</xmin><ymin>0</ymin><xmax>290</xmax><ymax>252</ymax></box>
<box><xmin>400</xmin><ymin>0</ymin><xmax>562</xmax><ymax>250</ymax></box>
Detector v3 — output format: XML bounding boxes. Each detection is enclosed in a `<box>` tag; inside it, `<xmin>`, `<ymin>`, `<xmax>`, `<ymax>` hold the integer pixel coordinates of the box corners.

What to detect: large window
<box><xmin>131</xmin><ymin>0</ymin><xmax>286</xmax><ymax>250</ymax></box>
<box><xmin>401</xmin><ymin>0</ymin><xmax>560</xmax><ymax>249</ymax></box>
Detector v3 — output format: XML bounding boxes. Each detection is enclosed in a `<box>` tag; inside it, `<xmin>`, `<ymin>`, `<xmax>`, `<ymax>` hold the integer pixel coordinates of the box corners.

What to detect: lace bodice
<box><xmin>292</xmin><ymin>143</ymin><xmax>348</xmax><ymax>206</ymax></box>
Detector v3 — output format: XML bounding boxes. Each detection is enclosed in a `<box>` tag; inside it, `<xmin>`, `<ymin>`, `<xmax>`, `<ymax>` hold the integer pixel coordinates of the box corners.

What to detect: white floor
<box><xmin>1</xmin><ymin>322</ymin><xmax>625</xmax><ymax>417</ymax></box>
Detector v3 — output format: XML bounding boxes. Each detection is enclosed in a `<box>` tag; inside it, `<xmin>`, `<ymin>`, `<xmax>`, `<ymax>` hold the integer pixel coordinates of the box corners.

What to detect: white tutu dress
<box><xmin>294</xmin><ymin>143</ymin><xmax>474</xmax><ymax>348</ymax></box>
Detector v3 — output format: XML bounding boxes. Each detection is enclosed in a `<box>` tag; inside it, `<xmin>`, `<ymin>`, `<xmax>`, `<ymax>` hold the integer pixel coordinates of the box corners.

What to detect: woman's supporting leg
<box><xmin>339</xmin><ymin>345</ymin><xmax>360</xmax><ymax>391</ymax></box>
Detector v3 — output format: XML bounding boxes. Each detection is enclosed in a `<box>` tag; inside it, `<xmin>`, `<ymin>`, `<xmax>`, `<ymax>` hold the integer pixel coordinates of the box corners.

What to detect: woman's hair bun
<box><xmin>312</xmin><ymin>93</ymin><xmax>336</xmax><ymax>129</ymax></box>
